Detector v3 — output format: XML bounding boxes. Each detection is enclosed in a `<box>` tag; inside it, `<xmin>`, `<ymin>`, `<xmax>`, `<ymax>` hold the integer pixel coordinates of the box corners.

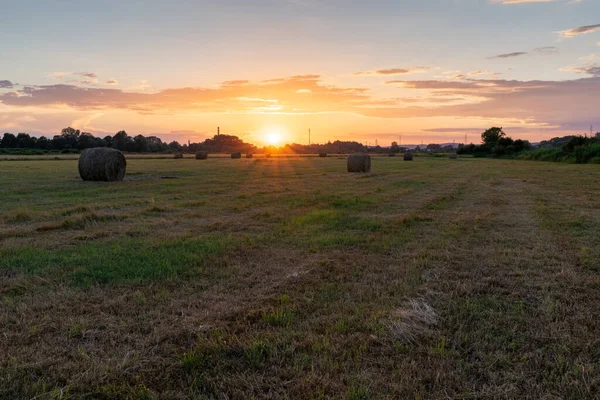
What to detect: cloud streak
<box><xmin>0</xmin><ymin>80</ymin><xmax>14</xmax><ymax>89</ymax></box>
<box><xmin>559</xmin><ymin>24</ymin><xmax>600</xmax><ymax>38</ymax></box>
<box><xmin>354</xmin><ymin>67</ymin><xmax>430</xmax><ymax>76</ymax></box>
<box><xmin>487</xmin><ymin>52</ymin><xmax>528</xmax><ymax>59</ymax></box>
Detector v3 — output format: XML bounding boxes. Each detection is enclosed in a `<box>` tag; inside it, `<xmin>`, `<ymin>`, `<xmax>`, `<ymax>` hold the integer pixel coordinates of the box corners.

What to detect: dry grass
<box><xmin>1</xmin><ymin>157</ymin><xmax>599</xmax><ymax>399</ymax></box>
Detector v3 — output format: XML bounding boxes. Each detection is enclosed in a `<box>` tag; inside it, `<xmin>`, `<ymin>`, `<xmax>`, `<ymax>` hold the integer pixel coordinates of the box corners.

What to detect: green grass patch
<box><xmin>0</xmin><ymin>235</ymin><xmax>238</xmax><ymax>285</ymax></box>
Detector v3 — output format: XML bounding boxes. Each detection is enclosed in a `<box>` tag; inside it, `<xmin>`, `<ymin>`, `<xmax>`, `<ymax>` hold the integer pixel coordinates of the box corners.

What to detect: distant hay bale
<box><xmin>404</xmin><ymin>152</ymin><xmax>414</xmax><ymax>161</ymax></box>
<box><xmin>246</xmin><ymin>153</ymin><xmax>253</xmax><ymax>158</ymax></box>
<box><xmin>347</xmin><ymin>153</ymin><xmax>371</xmax><ymax>173</ymax></box>
<box><xmin>231</xmin><ymin>152</ymin><xmax>242</xmax><ymax>159</ymax></box>
<box><xmin>319</xmin><ymin>152</ymin><xmax>327</xmax><ymax>158</ymax></box>
<box><xmin>389</xmin><ymin>153</ymin><xmax>396</xmax><ymax>157</ymax></box>
<box><xmin>78</xmin><ymin>148</ymin><xmax>126</xmax><ymax>182</ymax></box>
<box><xmin>195</xmin><ymin>151</ymin><xmax>208</xmax><ymax>160</ymax></box>
<box><xmin>173</xmin><ymin>152</ymin><xmax>183</xmax><ymax>159</ymax></box>
<box><xmin>265</xmin><ymin>153</ymin><xmax>272</xmax><ymax>158</ymax></box>
<box><xmin>449</xmin><ymin>153</ymin><xmax>458</xmax><ymax>159</ymax></box>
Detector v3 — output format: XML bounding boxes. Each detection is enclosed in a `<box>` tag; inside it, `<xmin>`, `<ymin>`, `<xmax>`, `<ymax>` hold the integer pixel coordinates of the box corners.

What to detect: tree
<box><xmin>133</xmin><ymin>135</ymin><xmax>149</xmax><ymax>152</ymax></box>
<box><xmin>36</xmin><ymin>136</ymin><xmax>52</xmax><ymax>150</ymax></box>
<box><xmin>16</xmin><ymin>133</ymin><xmax>36</xmax><ymax>148</ymax></box>
<box><xmin>481</xmin><ymin>127</ymin><xmax>505</xmax><ymax>145</ymax></box>
<box><xmin>77</xmin><ymin>132</ymin><xmax>97</xmax><ymax>149</ymax></box>
<box><xmin>112</xmin><ymin>131</ymin><xmax>129</xmax><ymax>151</ymax></box>
<box><xmin>426</xmin><ymin>143</ymin><xmax>442</xmax><ymax>153</ymax></box>
<box><xmin>1</xmin><ymin>133</ymin><xmax>17</xmax><ymax>148</ymax></box>
<box><xmin>390</xmin><ymin>141</ymin><xmax>400</xmax><ymax>153</ymax></box>
<box><xmin>168</xmin><ymin>141</ymin><xmax>182</xmax><ymax>152</ymax></box>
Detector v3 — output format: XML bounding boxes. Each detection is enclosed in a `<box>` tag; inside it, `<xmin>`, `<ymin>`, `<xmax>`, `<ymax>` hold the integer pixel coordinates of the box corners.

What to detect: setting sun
<box><xmin>265</xmin><ymin>132</ymin><xmax>283</xmax><ymax>146</ymax></box>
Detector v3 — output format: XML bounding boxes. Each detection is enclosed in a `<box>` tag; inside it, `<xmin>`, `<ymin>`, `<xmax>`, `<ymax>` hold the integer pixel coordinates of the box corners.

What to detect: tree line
<box><xmin>0</xmin><ymin>128</ymin><xmax>260</xmax><ymax>154</ymax></box>
<box><xmin>0</xmin><ymin>128</ymin><xmax>371</xmax><ymax>154</ymax></box>
<box><xmin>457</xmin><ymin>127</ymin><xmax>532</xmax><ymax>157</ymax></box>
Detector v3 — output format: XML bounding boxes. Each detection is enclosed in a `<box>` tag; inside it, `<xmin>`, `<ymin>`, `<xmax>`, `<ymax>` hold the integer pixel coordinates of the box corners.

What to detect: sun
<box><xmin>266</xmin><ymin>132</ymin><xmax>283</xmax><ymax>145</ymax></box>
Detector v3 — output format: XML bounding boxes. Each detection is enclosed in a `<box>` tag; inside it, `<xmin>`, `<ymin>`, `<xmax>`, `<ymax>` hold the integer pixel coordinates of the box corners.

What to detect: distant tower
<box><xmin>464</xmin><ymin>133</ymin><xmax>467</xmax><ymax>145</ymax></box>
<box><xmin>591</xmin><ymin>125</ymin><xmax>594</xmax><ymax>137</ymax></box>
<box><xmin>309</xmin><ymin>129</ymin><xmax>311</xmax><ymax>145</ymax></box>
<box><xmin>188</xmin><ymin>140</ymin><xmax>190</xmax><ymax>146</ymax></box>
<box><xmin>217</xmin><ymin>127</ymin><xmax>220</xmax><ymax>136</ymax></box>
<box><xmin>375</xmin><ymin>139</ymin><xmax>378</xmax><ymax>146</ymax></box>
<box><xmin>399</xmin><ymin>135</ymin><xmax>402</xmax><ymax>146</ymax></box>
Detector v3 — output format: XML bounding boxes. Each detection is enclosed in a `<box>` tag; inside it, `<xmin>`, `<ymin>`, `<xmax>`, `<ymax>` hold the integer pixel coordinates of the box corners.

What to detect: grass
<box><xmin>1</xmin><ymin>156</ymin><xmax>599</xmax><ymax>399</ymax></box>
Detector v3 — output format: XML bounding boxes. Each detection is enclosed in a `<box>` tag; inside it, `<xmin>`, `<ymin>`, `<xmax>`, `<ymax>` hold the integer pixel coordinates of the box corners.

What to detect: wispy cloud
<box><xmin>0</xmin><ymin>80</ymin><xmax>13</xmax><ymax>89</ymax></box>
<box><xmin>533</xmin><ymin>46</ymin><xmax>559</xmax><ymax>54</ymax></box>
<box><xmin>558</xmin><ymin>24</ymin><xmax>600</xmax><ymax>38</ymax></box>
<box><xmin>487</xmin><ymin>52</ymin><xmax>528</xmax><ymax>59</ymax></box>
<box><xmin>75</xmin><ymin>72</ymin><xmax>97</xmax><ymax>79</ymax></box>
<box><xmin>50</xmin><ymin>72</ymin><xmax>98</xmax><ymax>84</ymax></box>
<box><xmin>50</xmin><ymin>72</ymin><xmax>69</xmax><ymax>80</ymax></box>
<box><xmin>354</xmin><ymin>67</ymin><xmax>430</xmax><ymax>76</ymax></box>
<box><xmin>560</xmin><ymin>64</ymin><xmax>600</xmax><ymax>77</ymax></box>
<box><xmin>444</xmin><ymin>70</ymin><xmax>501</xmax><ymax>80</ymax></box>
<box><xmin>105</xmin><ymin>79</ymin><xmax>119</xmax><ymax>85</ymax></box>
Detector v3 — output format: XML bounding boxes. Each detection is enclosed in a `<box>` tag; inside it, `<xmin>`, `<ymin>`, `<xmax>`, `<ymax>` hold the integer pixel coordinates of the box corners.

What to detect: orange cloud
<box><xmin>1</xmin><ymin>75</ymin><xmax>598</xmax><ymax>136</ymax></box>
<box><xmin>354</xmin><ymin>67</ymin><xmax>430</xmax><ymax>76</ymax></box>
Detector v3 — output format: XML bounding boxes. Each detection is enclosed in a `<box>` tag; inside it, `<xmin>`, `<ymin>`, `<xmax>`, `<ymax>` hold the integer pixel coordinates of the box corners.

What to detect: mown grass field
<box><xmin>1</xmin><ymin>156</ymin><xmax>599</xmax><ymax>399</ymax></box>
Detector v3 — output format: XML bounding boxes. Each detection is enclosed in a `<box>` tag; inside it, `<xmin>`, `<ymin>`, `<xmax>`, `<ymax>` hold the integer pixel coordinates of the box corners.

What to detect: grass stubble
<box><xmin>0</xmin><ymin>157</ymin><xmax>598</xmax><ymax>399</ymax></box>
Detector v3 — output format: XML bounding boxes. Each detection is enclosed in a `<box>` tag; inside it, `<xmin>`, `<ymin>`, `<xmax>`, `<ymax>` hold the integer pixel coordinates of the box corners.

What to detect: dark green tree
<box><xmin>112</xmin><ymin>131</ymin><xmax>129</xmax><ymax>151</ymax></box>
<box><xmin>481</xmin><ymin>127</ymin><xmax>505</xmax><ymax>145</ymax></box>
<box><xmin>1</xmin><ymin>133</ymin><xmax>17</xmax><ymax>148</ymax></box>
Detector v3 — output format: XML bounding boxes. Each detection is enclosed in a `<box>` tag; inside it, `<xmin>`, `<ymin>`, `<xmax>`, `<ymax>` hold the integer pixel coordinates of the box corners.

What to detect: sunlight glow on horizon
<box><xmin>265</xmin><ymin>131</ymin><xmax>284</xmax><ymax>146</ymax></box>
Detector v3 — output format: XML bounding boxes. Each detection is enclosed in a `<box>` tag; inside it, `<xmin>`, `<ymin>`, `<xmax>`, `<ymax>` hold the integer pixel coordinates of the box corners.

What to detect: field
<box><xmin>1</xmin><ymin>156</ymin><xmax>599</xmax><ymax>399</ymax></box>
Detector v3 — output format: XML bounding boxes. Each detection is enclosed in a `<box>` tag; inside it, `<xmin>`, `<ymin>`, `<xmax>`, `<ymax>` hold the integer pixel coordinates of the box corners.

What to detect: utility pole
<box><xmin>217</xmin><ymin>127</ymin><xmax>220</xmax><ymax>136</ymax></box>
<box><xmin>464</xmin><ymin>133</ymin><xmax>467</xmax><ymax>145</ymax></box>
<box><xmin>375</xmin><ymin>139</ymin><xmax>378</xmax><ymax>146</ymax></box>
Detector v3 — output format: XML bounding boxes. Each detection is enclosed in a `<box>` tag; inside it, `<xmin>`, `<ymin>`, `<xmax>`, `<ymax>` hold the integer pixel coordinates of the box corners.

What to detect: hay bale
<box><xmin>347</xmin><ymin>153</ymin><xmax>371</xmax><ymax>173</ymax></box>
<box><xmin>78</xmin><ymin>148</ymin><xmax>126</xmax><ymax>182</ymax></box>
<box><xmin>319</xmin><ymin>152</ymin><xmax>327</xmax><ymax>158</ymax></box>
<box><xmin>265</xmin><ymin>153</ymin><xmax>271</xmax><ymax>158</ymax></box>
<box><xmin>173</xmin><ymin>152</ymin><xmax>183</xmax><ymax>159</ymax></box>
<box><xmin>404</xmin><ymin>152</ymin><xmax>414</xmax><ymax>161</ymax></box>
<box><xmin>389</xmin><ymin>153</ymin><xmax>396</xmax><ymax>157</ymax></box>
<box><xmin>195</xmin><ymin>151</ymin><xmax>208</xmax><ymax>160</ymax></box>
<box><xmin>246</xmin><ymin>153</ymin><xmax>253</xmax><ymax>159</ymax></box>
<box><xmin>231</xmin><ymin>152</ymin><xmax>241</xmax><ymax>159</ymax></box>
<box><xmin>449</xmin><ymin>153</ymin><xmax>457</xmax><ymax>159</ymax></box>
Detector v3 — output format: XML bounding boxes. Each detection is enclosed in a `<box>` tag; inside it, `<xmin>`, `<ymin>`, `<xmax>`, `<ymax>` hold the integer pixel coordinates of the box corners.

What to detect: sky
<box><xmin>1</xmin><ymin>0</ymin><xmax>599</xmax><ymax>146</ymax></box>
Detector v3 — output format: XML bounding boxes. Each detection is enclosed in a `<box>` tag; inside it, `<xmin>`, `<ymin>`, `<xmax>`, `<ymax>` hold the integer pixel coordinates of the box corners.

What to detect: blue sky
<box><xmin>1</xmin><ymin>0</ymin><xmax>599</xmax><ymax>144</ymax></box>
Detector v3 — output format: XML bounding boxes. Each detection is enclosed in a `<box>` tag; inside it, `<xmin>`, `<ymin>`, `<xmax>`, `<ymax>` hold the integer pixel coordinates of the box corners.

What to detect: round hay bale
<box><xmin>173</xmin><ymin>152</ymin><xmax>183</xmax><ymax>159</ymax></box>
<box><xmin>265</xmin><ymin>153</ymin><xmax>271</xmax><ymax>158</ymax></box>
<box><xmin>347</xmin><ymin>153</ymin><xmax>371</xmax><ymax>173</ymax></box>
<box><xmin>404</xmin><ymin>152</ymin><xmax>414</xmax><ymax>161</ymax></box>
<box><xmin>231</xmin><ymin>152</ymin><xmax>242</xmax><ymax>159</ymax></box>
<box><xmin>388</xmin><ymin>153</ymin><xmax>396</xmax><ymax>157</ymax></box>
<box><xmin>449</xmin><ymin>153</ymin><xmax>458</xmax><ymax>159</ymax></box>
<box><xmin>319</xmin><ymin>152</ymin><xmax>327</xmax><ymax>158</ymax></box>
<box><xmin>78</xmin><ymin>148</ymin><xmax>126</xmax><ymax>182</ymax></box>
<box><xmin>246</xmin><ymin>153</ymin><xmax>253</xmax><ymax>158</ymax></box>
<box><xmin>195</xmin><ymin>151</ymin><xmax>208</xmax><ymax>160</ymax></box>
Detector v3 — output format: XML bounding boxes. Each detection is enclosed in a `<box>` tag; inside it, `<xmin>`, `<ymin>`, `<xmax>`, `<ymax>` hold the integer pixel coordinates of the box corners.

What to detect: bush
<box><xmin>519</xmin><ymin>136</ymin><xmax>600</xmax><ymax>164</ymax></box>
